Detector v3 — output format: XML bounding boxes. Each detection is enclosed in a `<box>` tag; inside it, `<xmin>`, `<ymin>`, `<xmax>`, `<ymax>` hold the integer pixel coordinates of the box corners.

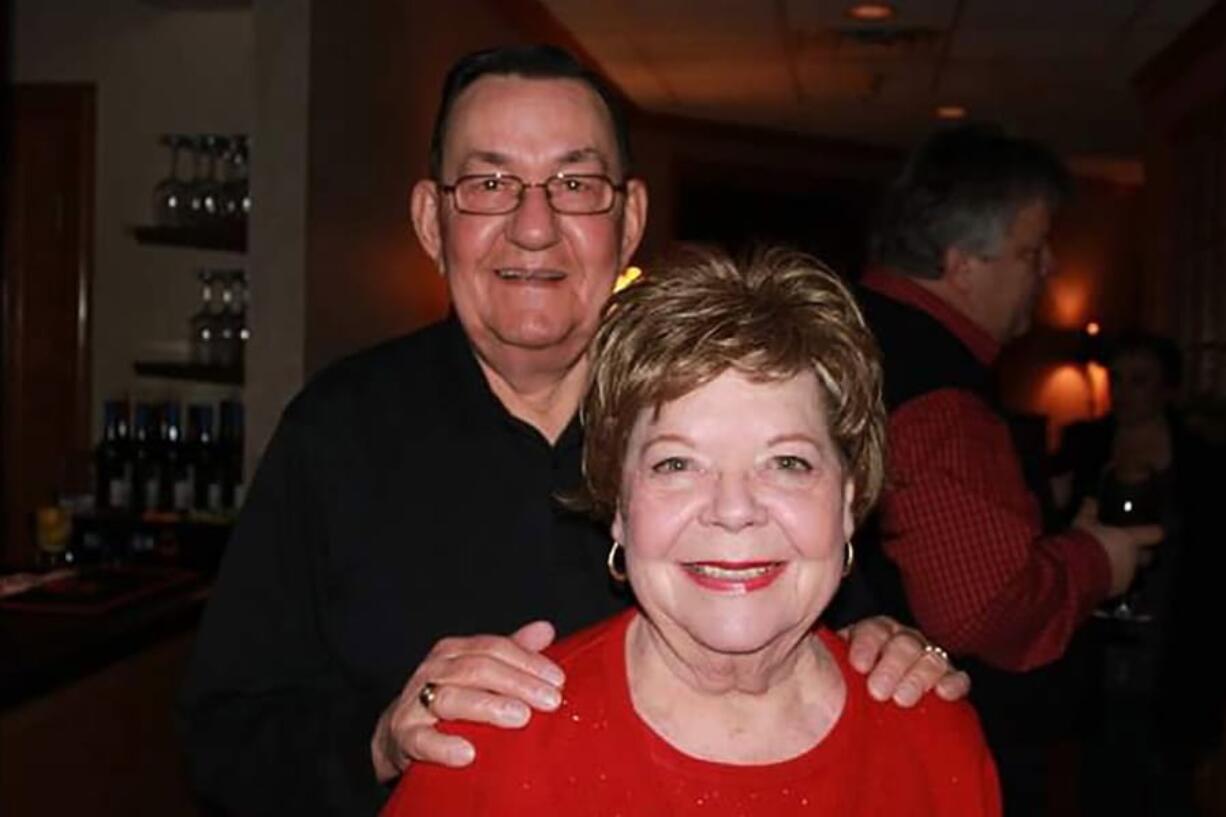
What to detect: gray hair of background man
<box><xmin>870</xmin><ymin>123</ymin><xmax>1072</xmax><ymax>280</ymax></box>
<box><xmin>427</xmin><ymin>44</ymin><xmax>633</xmax><ymax>180</ymax></box>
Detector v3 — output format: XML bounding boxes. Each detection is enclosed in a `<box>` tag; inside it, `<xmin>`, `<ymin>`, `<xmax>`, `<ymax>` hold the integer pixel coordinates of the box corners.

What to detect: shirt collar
<box><xmin>442</xmin><ymin>311</ymin><xmax>583</xmax><ymax>448</ymax></box>
<box><xmin>861</xmin><ymin>267</ymin><xmax>1000</xmax><ymax>366</ymax></box>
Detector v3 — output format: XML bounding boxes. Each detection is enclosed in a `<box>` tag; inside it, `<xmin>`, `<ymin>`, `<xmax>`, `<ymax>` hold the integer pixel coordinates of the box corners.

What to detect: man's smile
<box><xmin>495</xmin><ymin>267</ymin><xmax>566</xmax><ymax>281</ymax></box>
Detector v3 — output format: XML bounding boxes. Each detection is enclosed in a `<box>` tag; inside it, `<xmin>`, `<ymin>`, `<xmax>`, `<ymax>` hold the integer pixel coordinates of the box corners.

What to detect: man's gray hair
<box><xmin>870</xmin><ymin>124</ymin><xmax>1071</xmax><ymax>279</ymax></box>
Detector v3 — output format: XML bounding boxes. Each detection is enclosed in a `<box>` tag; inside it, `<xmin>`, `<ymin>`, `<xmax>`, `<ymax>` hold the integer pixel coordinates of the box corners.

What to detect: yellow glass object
<box><xmin>613</xmin><ymin>266</ymin><xmax>642</xmax><ymax>293</ymax></box>
<box><xmin>35</xmin><ymin>506</ymin><xmax>72</xmax><ymax>556</ymax></box>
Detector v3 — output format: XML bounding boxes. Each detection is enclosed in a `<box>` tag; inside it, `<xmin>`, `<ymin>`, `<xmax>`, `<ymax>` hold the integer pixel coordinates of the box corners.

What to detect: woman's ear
<box><xmin>611</xmin><ymin>509</ymin><xmax>625</xmax><ymax>546</ymax></box>
<box><xmin>842</xmin><ymin>478</ymin><xmax>856</xmax><ymax>543</ymax></box>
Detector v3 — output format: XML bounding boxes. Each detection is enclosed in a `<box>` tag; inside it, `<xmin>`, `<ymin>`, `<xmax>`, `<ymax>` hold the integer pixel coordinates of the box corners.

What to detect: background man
<box><xmin>180</xmin><ymin>46</ymin><xmax>968</xmax><ymax>816</ymax></box>
<box><xmin>856</xmin><ymin>123</ymin><xmax>1164</xmax><ymax>816</ymax></box>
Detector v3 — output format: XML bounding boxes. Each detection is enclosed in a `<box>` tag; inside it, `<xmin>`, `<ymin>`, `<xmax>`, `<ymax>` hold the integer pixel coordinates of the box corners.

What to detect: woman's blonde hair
<box><xmin>581</xmin><ymin>246</ymin><xmax>885</xmax><ymax>523</ymax></box>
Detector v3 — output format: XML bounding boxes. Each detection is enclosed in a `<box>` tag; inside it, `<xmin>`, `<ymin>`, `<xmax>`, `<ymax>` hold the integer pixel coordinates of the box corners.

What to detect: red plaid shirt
<box><xmin>863</xmin><ymin>271</ymin><xmax>1112</xmax><ymax>672</ymax></box>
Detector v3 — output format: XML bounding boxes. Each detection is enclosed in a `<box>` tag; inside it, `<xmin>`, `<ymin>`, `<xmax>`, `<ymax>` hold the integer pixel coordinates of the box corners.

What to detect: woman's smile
<box><xmin>680</xmin><ymin>560</ymin><xmax>787</xmax><ymax>593</ymax></box>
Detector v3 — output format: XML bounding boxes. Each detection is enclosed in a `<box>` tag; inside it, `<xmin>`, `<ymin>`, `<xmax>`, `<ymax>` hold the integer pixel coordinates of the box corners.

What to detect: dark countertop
<box><xmin>1</xmin><ymin>569</ymin><xmax>212</xmax><ymax>710</ymax></box>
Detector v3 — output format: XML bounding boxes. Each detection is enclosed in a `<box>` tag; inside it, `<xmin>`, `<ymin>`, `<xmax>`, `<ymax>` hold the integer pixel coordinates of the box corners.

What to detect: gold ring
<box><xmin>418</xmin><ymin>681</ymin><xmax>439</xmax><ymax>711</ymax></box>
<box><xmin>923</xmin><ymin>643</ymin><xmax>950</xmax><ymax>663</ymax></box>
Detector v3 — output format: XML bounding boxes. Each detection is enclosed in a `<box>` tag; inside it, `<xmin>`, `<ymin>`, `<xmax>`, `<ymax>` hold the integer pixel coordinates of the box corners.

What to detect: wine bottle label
<box><xmin>108</xmin><ymin>478</ymin><xmax>131</xmax><ymax>509</ymax></box>
<box><xmin>233</xmin><ymin>482</ymin><xmax>246</xmax><ymax>510</ymax></box>
<box><xmin>144</xmin><ymin>478</ymin><xmax>159</xmax><ymax>510</ymax></box>
<box><xmin>207</xmin><ymin>483</ymin><xmax>223</xmax><ymax>512</ymax></box>
<box><xmin>174</xmin><ymin>479</ymin><xmax>192</xmax><ymax>511</ymax></box>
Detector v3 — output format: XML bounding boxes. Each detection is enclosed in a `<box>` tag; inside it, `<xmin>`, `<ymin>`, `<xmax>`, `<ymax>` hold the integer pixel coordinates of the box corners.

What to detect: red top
<box><xmin>383</xmin><ymin>609</ymin><xmax>1001</xmax><ymax>817</ymax></box>
<box><xmin>862</xmin><ymin>270</ymin><xmax>1112</xmax><ymax>671</ymax></box>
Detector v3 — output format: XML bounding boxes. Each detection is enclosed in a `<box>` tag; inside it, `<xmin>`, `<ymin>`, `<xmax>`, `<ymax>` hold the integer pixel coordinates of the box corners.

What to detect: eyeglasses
<box><xmin>440</xmin><ymin>172</ymin><xmax>626</xmax><ymax>215</ymax></box>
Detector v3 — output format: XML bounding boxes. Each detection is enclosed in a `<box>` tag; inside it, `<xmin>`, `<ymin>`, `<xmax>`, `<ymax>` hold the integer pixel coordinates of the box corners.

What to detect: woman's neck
<box><xmin>625</xmin><ymin>614</ymin><xmax>845</xmax><ymax>765</ymax></box>
<box><xmin>1112</xmin><ymin>414</ymin><xmax>1172</xmax><ymax>477</ymax></box>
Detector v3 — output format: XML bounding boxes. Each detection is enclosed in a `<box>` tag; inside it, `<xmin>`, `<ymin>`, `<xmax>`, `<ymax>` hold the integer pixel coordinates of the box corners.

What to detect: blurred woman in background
<box><xmin>1054</xmin><ymin>330</ymin><xmax>1224</xmax><ymax>817</ymax></box>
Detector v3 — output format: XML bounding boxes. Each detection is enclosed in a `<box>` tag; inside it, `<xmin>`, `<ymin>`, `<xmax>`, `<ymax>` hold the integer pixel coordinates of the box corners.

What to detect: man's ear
<box><xmin>941</xmin><ymin>244</ymin><xmax>981</xmax><ymax>298</ymax></box>
<box><xmin>410</xmin><ymin>179</ymin><xmax>444</xmax><ymax>269</ymax></box>
<box><xmin>618</xmin><ymin>179</ymin><xmax>649</xmax><ymax>263</ymax></box>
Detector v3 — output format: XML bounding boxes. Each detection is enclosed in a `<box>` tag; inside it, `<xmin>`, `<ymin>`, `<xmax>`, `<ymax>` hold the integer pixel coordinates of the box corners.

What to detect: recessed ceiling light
<box><xmin>846</xmin><ymin>3</ymin><xmax>895</xmax><ymax>22</ymax></box>
<box><xmin>935</xmin><ymin>105</ymin><xmax>968</xmax><ymax>120</ymax></box>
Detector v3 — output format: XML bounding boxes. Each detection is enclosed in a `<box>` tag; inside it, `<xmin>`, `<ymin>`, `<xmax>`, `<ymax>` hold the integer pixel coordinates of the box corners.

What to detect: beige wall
<box><xmin>13</xmin><ymin>0</ymin><xmax>256</xmax><ymax>444</ymax></box>
<box><xmin>246</xmin><ymin>0</ymin><xmax>308</xmax><ymax>468</ymax></box>
<box><xmin>301</xmin><ymin>1</ymin><xmax>536</xmax><ymax>376</ymax></box>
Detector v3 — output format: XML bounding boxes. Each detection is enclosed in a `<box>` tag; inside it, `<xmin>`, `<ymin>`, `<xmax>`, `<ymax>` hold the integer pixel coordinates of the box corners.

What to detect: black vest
<box><xmin>851</xmin><ymin>283</ymin><xmax>1072</xmax><ymax>747</ymax></box>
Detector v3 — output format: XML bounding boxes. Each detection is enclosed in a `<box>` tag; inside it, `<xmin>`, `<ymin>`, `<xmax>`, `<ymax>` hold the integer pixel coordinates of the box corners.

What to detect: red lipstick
<box><xmin>681</xmin><ymin>561</ymin><xmax>785</xmax><ymax>593</ymax></box>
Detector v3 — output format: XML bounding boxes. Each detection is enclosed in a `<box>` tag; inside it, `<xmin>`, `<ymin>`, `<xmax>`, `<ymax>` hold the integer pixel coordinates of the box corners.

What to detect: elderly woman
<box><xmin>383</xmin><ymin>249</ymin><xmax>1000</xmax><ymax>816</ymax></box>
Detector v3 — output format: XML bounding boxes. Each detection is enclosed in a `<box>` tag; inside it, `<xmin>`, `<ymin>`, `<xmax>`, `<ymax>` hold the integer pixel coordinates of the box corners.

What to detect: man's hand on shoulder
<box><xmin>841</xmin><ymin>616</ymin><xmax>971</xmax><ymax>707</ymax></box>
<box><xmin>371</xmin><ymin>621</ymin><xmax>564</xmax><ymax>782</ymax></box>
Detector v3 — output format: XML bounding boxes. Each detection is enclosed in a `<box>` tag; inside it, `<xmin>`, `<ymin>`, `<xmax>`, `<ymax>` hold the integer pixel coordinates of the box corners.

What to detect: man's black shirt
<box><xmin>179</xmin><ymin>316</ymin><xmax>627</xmax><ymax>816</ymax></box>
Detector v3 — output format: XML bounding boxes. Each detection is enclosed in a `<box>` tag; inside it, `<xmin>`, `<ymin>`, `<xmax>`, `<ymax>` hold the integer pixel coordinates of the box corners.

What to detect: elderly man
<box><xmin>855</xmin><ymin>124</ymin><xmax>1164</xmax><ymax>816</ymax></box>
<box><xmin>180</xmin><ymin>46</ymin><xmax>967</xmax><ymax>817</ymax></box>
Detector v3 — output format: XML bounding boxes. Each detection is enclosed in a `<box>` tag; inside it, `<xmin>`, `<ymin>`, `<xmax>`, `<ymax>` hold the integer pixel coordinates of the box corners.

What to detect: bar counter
<box><xmin>1</xmin><ymin>568</ymin><xmax>211</xmax><ymax>709</ymax></box>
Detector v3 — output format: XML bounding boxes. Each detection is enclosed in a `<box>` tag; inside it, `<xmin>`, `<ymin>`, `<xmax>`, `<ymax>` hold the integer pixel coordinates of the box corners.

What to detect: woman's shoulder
<box><xmin>383</xmin><ymin>613</ymin><xmax>635</xmax><ymax>816</ymax></box>
<box><xmin>428</xmin><ymin>612</ymin><xmax>631</xmax><ymax>755</ymax></box>
<box><xmin>816</xmin><ymin>628</ymin><xmax>990</xmax><ymax>752</ymax></box>
<box><xmin>544</xmin><ymin>608</ymin><xmax>633</xmax><ymax>668</ymax></box>
<box><xmin>815</xmin><ymin>629</ymin><xmax>999</xmax><ymax>814</ymax></box>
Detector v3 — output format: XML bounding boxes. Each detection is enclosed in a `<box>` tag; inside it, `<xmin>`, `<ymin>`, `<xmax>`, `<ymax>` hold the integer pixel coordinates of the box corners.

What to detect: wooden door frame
<box><xmin>2</xmin><ymin>83</ymin><xmax>95</xmax><ymax>566</ymax></box>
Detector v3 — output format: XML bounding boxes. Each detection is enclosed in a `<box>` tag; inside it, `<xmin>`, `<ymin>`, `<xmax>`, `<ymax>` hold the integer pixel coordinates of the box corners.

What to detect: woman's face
<box><xmin>612</xmin><ymin>369</ymin><xmax>855</xmax><ymax>659</ymax></box>
<box><xmin>1110</xmin><ymin>351</ymin><xmax>1169</xmax><ymax>425</ymax></box>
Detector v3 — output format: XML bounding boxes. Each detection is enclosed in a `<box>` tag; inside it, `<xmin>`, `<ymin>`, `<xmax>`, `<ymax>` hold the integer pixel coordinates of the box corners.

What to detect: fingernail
<box><xmin>535</xmin><ymin>687</ymin><xmax>561</xmax><ymax>710</ymax></box>
<box><xmin>894</xmin><ymin>683</ymin><xmax>920</xmax><ymax>707</ymax></box>
<box><xmin>502</xmin><ymin>701</ymin><xmax>531</xmax><ymax>726</ymax></box>
<box><xmin>543</xmin><ymin>666</ymin><xmax>565</xmax><ymax>686</ymax></box>
<box><xmin>453</xmin><ymin>742</ymin><xmax>475</xmax><ymax>765</ymax></box>
<box><xmin>868</xmin><ymin>677</ymin><xmax>892</xmax><ymax>701</ymax></box>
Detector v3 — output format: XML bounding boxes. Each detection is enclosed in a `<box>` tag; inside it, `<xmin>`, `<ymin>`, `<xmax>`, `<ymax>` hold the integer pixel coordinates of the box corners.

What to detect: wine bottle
<box><xmin>94</xmin><ymin>399</ymin><xmax>132</xmax><ymax>512</ymax></box>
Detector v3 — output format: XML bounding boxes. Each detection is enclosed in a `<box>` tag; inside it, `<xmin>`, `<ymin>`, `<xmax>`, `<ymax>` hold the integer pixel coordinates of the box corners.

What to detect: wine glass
<box><xmin>184</xmin><ymin>136</ymin><xmax>207</xmax><ymax>226</ymax></box>
<box><xmin>220</xmin><ymin>134</ymin><xmax>250</xmax><ymax>223</ymax></box>
<box><xmin>152</xmin><ymin>134</ymin><xmax>189</xmax><ymax>227</ymax></box>
<box><xmin>1094</xmin><ymin>465</ymin><xmax>1164</xmax><ymax>623</ymax></box>
<box><xmin>199</xmin><ymin>135</ymin><xmax>226</xmax><ymax>224</ymax></box>
<box><xmin>189</xmin><ymin>270</ymin><xmax>219</xmax><ymax>366</ymax></box>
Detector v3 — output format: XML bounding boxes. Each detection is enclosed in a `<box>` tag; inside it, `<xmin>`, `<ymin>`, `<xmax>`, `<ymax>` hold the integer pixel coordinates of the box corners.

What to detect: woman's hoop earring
<box><xmin>607</xmin><ymin>541</ymin><xmax>627</xmax><ymax>583</ymax></box>
<box><xmin>843</xmin><ymin>540</ymin><xmax>855</xmax><ymax>577</ymax></box>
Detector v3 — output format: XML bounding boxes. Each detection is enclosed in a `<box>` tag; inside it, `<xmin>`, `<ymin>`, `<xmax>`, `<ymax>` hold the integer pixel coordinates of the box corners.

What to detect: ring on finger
<box><xmin>922</xmin><ymin>643</ymin><xmax>950</xmax><ymax>664</ymax></box>
<box><xmin>418</xmin><ymin>681</ymin><xmax>440</xmax><ymax>712</ymax></box>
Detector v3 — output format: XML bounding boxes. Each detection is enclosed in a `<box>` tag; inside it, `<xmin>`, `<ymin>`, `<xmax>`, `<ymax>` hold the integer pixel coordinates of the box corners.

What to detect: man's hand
<box><xmin>371</xmin><ymin>621</ymin><xmax>563</xmax><ymax>783</ymax></box>
<box><xmin>841</xmin><ymin>616</ymin><xmax>971</xmax><ymax>707</ymax></box>
<box><xmin>1073</xmin><ymin>498</ymin><xmax>1164</xmax><ymax>596</ymax></box>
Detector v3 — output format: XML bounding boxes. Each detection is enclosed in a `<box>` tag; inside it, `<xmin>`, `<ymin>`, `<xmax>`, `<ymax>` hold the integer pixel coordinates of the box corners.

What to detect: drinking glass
<box><xmin>152</xmin><ymin>134</ymin><xmax>189</xmax><ymax>227</ymax></box>
<box><xmin>184</xmin><ymin>136</ymin><xmax>207</xmax><ymax>226</ymax></box>
<box><xmin>1094</xmin><ymin>466</ymin><xmax>1164</xmax><ymax>623</ymax></box>
<box><xmin>220</xmin><ymin>134</ymin><xmax>250</xmax><ymax>223</ymax></box>
<box><xmin>199</xmin><ymin>135</ymin><xmax>226</xmax><ymax>224</ymax></box>
<box><xmin>189</xmin><ymin>270</ymin><xmax>219</xmax><ymax>365</ymax></box>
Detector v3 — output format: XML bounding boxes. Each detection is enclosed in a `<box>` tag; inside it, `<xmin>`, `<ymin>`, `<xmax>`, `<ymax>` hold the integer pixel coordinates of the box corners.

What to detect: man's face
<box><xmin>412</xmin><ymin>75</ymin><xmax>646</xmax><ymax>374</ymax></box>
<box><xmin>965</xmin><ymin>198</ymin><xmax>1055</xmax><ymax>342</ymax></box>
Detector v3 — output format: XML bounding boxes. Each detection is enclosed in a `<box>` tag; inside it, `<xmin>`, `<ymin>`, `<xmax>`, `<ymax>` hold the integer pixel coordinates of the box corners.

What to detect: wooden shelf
<box><xmin>133</xmin><ymin>361</ymin><xmax>243</xmax><ymax>385</ymax></box>
<box><xmin>129</xmin><ymin>224</ymin><xmax>246</xmax><ymax>253</ymax></box>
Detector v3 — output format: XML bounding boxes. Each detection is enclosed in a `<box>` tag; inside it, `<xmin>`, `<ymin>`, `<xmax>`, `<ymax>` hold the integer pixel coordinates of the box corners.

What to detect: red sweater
<box><xmin>383</xmin><ymin>610</ymin><xmax>1001</xmax><ymax>817</ymax></box>
<box><xmin>861</xmin><ymin>270</ymin><xmax>1111</xmax><ymax>671</ymax></box>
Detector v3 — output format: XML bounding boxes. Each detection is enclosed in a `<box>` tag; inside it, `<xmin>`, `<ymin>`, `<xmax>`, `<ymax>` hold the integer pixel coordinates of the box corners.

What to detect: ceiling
<box><xmin>539</xmin><ymin>0</ymin><xmax>1217</xmax><ymax>173</ymax></box>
